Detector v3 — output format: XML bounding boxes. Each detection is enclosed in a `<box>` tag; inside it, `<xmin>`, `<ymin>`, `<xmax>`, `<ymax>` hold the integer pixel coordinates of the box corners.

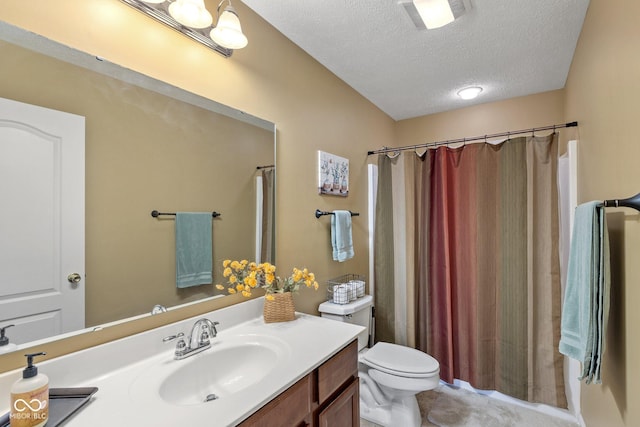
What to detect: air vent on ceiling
<box><xmin>400</xmin><ymin>0</ymin><xmax>471</xmax><ymax>30</ymax></box>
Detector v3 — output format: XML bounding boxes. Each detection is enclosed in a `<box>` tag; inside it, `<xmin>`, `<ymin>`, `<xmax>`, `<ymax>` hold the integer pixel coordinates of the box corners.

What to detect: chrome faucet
<box><xmin>151</xmin><ymin>304</ymin><xmax>167</xmax><ymax>315</ymax></box>
<box><xmin>163</xmin><ymin>318</ymin><xmax>219</xmax><ymax>360</ymax></box>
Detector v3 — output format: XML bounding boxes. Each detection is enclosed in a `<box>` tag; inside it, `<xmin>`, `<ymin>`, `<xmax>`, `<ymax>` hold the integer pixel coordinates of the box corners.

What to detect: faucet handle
<box><xmin>162</xmin><ymin>332</ymin><xmax>184</xmax><ymax>343</ymax></box>
<box><xmin>210</xmin><ymin>321</ymin><xmax>219</xmax><ymax>337</ymax></box>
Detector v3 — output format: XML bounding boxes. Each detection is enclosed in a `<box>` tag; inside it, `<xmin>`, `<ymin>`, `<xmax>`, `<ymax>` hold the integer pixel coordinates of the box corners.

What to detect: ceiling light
<box><xmin>457</xmin><ymin>86</ymin><xmax>483</xmax><ymax>100</ymax></box>
<box><xmin>412</xmin><ymin>0</ymin><xmax>455</xmax><ymax>29</ymax></box>
<box><xmin>168</xmin><ymin>0</ymin><xmax>213</xmax><ymax>29</ymax></box>
<box><xmin>210</xmin><ymin>1</ymin><xmax>248</xmax><ymax>49</ymax></box>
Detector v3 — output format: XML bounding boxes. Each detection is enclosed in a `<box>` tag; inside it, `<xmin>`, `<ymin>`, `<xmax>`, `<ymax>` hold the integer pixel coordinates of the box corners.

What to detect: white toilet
<box><xmin>319</xmin><ymin>295</ymin><xmax>440</xmax><ymax>427</ymax></box>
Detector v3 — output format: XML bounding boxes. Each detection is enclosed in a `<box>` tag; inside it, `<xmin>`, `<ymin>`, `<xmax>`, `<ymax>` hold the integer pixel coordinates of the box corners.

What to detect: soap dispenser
<box><xmin>10</xmin><ymin>352</ymin><xmax>49</xmax><ymax>427</ymax></box>
<box><xmin>0</xmin><ymin>324</ymin><xmax>17</xmax><ymax>354</ymax></box>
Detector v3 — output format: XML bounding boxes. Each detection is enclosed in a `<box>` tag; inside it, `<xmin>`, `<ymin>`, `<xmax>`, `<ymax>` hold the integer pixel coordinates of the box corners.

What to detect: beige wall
<box><xmin>0</xmin><ymin>0</ymin><xmax>394</xmax><ymax>370</ymax></box>
<box><xmin>564</xmin><ymin>0</ymin><xmax>640</xmax><ymax>425</ymax></box>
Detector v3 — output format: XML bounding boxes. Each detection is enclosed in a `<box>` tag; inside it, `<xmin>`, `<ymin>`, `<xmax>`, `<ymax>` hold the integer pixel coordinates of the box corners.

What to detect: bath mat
<box><xmin>425</xmin><ymin>385</ymin><xmax>579</xmax><ymax>427</ymax></box>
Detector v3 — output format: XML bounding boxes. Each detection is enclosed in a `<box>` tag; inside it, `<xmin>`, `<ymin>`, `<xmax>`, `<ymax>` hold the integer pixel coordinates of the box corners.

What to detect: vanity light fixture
<box><xmin>210</xmin><ymin>0</ymin><xmax>248</xmax><ymax>49</ymax></box>
<box><xmin>457</xmin><ymin>86</ymin><xmax>483</xmax><ymax>100</ymax></box>
<box><xmin>412</xmin><ymin>0</ymin><xmax>455</xmax><ymax>29</ymax></box>
<box><xmin>120</xmin><ymin>0</ymin><xmax>249</xmax><ymax>57</ymax></box>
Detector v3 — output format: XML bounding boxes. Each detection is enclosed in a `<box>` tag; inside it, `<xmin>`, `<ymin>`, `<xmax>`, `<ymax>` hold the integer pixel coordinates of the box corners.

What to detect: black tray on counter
<box><xmin>0</xmin><ymin>387</ymin><xmax>98</xmax><ymax>427</ymax></box>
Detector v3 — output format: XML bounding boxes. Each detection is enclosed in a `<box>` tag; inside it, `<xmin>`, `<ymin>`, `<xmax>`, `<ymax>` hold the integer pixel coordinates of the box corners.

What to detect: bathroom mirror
<box><xmin>0</xmin><ymin>22</ymin><xmax>276</xmax><ymax>352</ymax></box>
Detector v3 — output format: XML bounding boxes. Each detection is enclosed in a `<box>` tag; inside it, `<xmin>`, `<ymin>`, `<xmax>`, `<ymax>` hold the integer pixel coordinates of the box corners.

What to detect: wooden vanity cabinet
<box><xmin>238</xmin><ymin>340</ymin><xmax>359</xmax><ymax>427</ymax></box>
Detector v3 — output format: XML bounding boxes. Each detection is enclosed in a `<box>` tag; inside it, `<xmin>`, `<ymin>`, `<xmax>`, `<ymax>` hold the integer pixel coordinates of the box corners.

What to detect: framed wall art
<box><xmin>318</xmin><ymin>151</ymin><xmax>349</xmax><ymax>197</ymax></box>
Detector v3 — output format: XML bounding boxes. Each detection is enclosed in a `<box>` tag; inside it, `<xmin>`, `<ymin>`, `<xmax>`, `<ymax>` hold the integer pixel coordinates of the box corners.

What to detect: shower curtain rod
<box><xmin>366</xmin><ymin>121</ymin><xmax>578</xmax><ymax>156</ymax></box>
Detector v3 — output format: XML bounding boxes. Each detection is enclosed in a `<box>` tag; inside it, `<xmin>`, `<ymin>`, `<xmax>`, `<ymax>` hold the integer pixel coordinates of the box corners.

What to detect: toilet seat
<box><xmin>361</xmin><ymin>342</ymin><xmax>439</xmax><ymax>378</ymax></box>
<box><xmin>368</xmin><ymin>367</ymin><xmax>440</xmax><ymax>393</ymax></box>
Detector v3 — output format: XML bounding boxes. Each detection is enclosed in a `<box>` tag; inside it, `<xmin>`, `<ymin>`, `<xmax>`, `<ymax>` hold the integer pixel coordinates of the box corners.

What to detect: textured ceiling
<box><xmin>241</xmin><ymin>0</ymin><xmax>591</xmax><ymax>121</ymax></box>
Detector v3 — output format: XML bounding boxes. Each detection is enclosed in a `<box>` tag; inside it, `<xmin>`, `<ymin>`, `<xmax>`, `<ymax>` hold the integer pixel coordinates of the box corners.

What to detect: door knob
<box><xmin>67</xmin><ymin>273</ymin><xmax>82</xmax><ymax>284</ymax></box>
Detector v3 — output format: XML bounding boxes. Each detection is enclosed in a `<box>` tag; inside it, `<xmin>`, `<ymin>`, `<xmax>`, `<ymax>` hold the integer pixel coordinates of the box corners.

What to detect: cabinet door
<box><xmin>317</xmin><ymin>378</ymin><xmax>359</xmax><ymax>427</ymax></box>
<box><xmin>238</xmin><ymin>374</ymin><xmax>313</xmax><ymax>427</ymax></box>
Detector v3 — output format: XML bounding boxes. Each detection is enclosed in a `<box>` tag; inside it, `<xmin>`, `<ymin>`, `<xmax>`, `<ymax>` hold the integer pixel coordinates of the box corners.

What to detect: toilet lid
<box><xmin>362</xmin><ymin>342</ymin><xmax>439</xmax><ymax>376</ymax></box>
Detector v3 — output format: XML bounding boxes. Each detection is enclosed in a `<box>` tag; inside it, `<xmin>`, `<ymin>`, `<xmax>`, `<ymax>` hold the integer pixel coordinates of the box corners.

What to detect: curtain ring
<box><xmin>387</xmin><ymin>150</ymin><xmax>401</xmax><ymax>159</ymax></box>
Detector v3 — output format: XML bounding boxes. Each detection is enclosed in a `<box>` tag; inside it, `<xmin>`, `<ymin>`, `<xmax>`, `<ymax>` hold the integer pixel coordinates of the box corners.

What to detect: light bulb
<box><xmin>457</xmin><ymin>86</ymin><xmax>483</xmax><ymax>100</ymax></box>
<box><xmin>210</xmin><ymin>6</ymin><xmax>248</xmax><ymax>49</ymax></box>
<box><xmin>168</xmin><ymin>0</ymin><xmax>213</xmax><ymax>29</ymax></box>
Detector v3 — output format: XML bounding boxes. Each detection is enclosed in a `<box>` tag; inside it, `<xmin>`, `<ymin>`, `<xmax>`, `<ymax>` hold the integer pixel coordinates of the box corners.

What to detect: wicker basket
<box><xmin>263</xmin><ymin>292</ymin><xmax>296</xmax><ymax>323</ymax></box>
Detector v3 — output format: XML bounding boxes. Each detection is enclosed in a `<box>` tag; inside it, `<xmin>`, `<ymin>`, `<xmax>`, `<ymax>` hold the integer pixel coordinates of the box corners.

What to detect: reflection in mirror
<box><xmin>0</xmin><ymin>22</ymin><xmax>275</xmax><ymax>354</ymax></box>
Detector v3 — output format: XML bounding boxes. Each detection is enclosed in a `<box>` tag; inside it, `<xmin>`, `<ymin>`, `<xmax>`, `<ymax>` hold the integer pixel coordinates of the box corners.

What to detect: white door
<box><xmin>0</xmin><ymin>97</ymin><xmax>85</xmax><ymax>346</ymax></box>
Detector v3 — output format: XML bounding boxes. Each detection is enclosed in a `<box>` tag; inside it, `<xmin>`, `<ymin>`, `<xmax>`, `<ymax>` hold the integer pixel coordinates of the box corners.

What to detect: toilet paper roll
<box><xmin>353</xmin><ymin>280</ymin><xmax>365</xmax><ymax>297</ymax></box>
<box><xmin>333</xmin><ymin>285</ymin><xmax>349</xmax><ymax>304</ymax></box>
<box><xmin>345</xmin><ymin>282</ymin><xmax>357</xmax><ymax>301</ymax></box>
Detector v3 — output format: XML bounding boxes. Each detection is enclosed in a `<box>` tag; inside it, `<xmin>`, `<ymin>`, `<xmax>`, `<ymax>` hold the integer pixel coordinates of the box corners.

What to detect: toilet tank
<box><xmin>318</xmin><ymin>295</ymin><xmax>373</xmax><ymax>351</ymax></box>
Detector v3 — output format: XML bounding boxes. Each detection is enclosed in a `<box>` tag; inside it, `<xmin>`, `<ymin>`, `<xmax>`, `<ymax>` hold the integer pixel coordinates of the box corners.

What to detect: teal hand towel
<box><xmin>331</xmin><ymin>210</ymin><xmax>354</xmax><ymax>262</ymax></box>
<box><xmin>559</xmin><ymin>201</ymin><xmax>610</xmax><ymax>384</ymax></box>
<box><xmin>175</xmin><ymin>212</ymin><xmax>213</xmax><ymax>288</ymax></box>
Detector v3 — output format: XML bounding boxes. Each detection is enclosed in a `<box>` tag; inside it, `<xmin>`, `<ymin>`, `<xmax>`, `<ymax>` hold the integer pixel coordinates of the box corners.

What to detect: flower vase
<box><xmin>263</xmin><ymin>292</ymin><xmax>296</xmax><ymax>323</ymax></box>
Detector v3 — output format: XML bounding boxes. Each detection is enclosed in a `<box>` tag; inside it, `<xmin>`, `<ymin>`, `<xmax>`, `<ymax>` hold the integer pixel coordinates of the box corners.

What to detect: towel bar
<box><xmin>151</xmin><ymin>210</ymin><xmax>221</xmax><ymax>218</ymax></box>
<box><xmin>603</xmin><ymin>193</ymin><xmax>640</xmax><ymax>211</ymax></box>
<box><xmin>315</xmin><ymin>209</ymin><xmax>359</xmax><ymax>218</ymax></box>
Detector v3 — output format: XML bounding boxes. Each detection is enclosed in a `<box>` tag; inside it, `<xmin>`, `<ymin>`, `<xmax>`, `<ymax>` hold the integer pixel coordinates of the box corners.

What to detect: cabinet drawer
<box><xmin>317</xmin><ymin>340</ymin><xmax>358</xmax><ymax>404</ymax></box>
<box><xmin>239</xmin><ymin>374</ymin><xmax>313</xmax><ymax>427</ymax></box>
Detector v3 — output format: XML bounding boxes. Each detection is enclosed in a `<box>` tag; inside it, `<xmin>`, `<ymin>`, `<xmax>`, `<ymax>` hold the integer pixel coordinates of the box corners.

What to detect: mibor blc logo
<box><xmin>13</xmin><ymin>397</ymin><xmax>47</xmax><ymax>413</ymax></box>
<box><xmin>10</xmin><ymin>396</ymin><xmax>48</xmax><ymax>426</ymax></box>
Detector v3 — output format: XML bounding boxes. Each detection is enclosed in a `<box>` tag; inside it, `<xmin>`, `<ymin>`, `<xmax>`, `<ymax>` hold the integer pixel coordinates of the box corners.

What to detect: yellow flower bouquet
<box><xmin>215</xmin><ymin>260</ymin><xmax>319</xmax><ymax>301</ymax></box>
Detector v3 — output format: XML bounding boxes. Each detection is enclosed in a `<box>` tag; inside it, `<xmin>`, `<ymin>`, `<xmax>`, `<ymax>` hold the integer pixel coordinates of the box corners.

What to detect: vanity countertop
<box><xmin>0</xmin><ymin>298</ymin><xmax>364</xmax><ymax>426</ymax></box>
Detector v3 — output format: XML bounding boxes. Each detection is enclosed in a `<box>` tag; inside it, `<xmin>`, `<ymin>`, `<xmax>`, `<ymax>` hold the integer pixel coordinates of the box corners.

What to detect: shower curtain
<box><xmin>258</xmin><ymin>168</ymin><xmax>275</xmax><ymax>263</ymax></box>
<box><xmin>374</xmin><ymin>134</ymin><xmax>566</xmax><ymax>408</ymax></box>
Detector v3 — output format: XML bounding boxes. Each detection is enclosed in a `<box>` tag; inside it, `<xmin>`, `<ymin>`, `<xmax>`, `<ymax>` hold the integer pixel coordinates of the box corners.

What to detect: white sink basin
<box><xmin>129</xmin><ymin>333</ymin><xmax>290</xmax><ymax>406</ymax></box>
